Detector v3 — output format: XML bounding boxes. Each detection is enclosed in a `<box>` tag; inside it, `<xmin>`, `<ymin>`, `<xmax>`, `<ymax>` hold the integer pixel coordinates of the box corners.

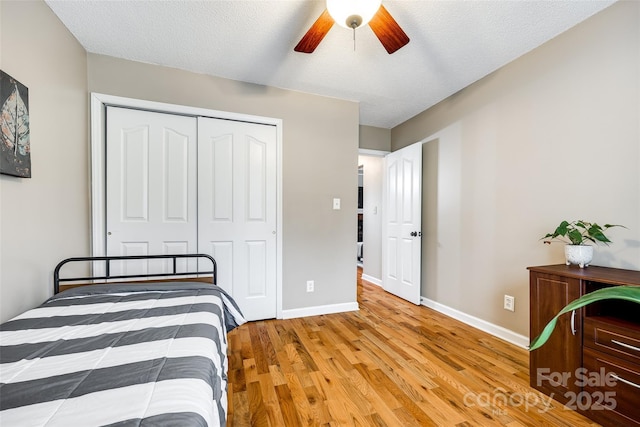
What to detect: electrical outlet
<box><xmin>306</xmin><ymin>280</ymin><xmax>314</xmax><ymax>292</ymax></box>
<box><xmin>504</xmin><ymin>295</ymin><xmax>515</xmax><ymax>312</ymax></box>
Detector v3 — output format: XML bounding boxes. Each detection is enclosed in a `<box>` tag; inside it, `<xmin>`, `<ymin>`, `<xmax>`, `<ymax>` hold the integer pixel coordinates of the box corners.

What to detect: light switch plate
<box><xmin>333</xmin><ymin>198</ymin><xmax>341</xmax><ymax>210</ymax></box>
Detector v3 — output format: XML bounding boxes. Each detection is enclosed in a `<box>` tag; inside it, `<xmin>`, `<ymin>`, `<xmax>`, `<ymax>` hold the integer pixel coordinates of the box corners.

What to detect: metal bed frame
<box><xmin>53</xmin><ymin>254</ymin><xmax>217</xmax><ymax>294</ymax></box>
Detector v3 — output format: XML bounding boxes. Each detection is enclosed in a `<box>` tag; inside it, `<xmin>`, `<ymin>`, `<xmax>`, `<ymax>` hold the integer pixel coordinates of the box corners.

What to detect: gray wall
<box><xmin>86</xmin><ymin>54</ymin><xmax>360</xmax><ymax>312</ymax></box>
<box><xmin>422</xmin><ymin>139</ymin><xmax>439</xmax><ymax>302</ymax></box>
<box><xmin>392</xmin><ymin>1</ymin><xmax>640</xmax><ymax>337</ymax></box>
<box><xmin>0</xmin><ymin>0</ymin><xmax>89</xmax><ymax>322</ymax></box>
<box><xmin>359</xmin><ymin>125</ymin><xmax>390</xmax><ymax>151</ymax></box>
<box><xmin>0</xmin><ymin>1</ymin><xmax>359</xmax><ymax>322</ymax></box>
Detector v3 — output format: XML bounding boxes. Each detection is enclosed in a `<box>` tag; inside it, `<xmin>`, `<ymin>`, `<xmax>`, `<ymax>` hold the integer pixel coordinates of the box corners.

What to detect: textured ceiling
<box><xmin>45</xmin><ymin>0</ymin><xmax>616</xmax><ymax>129</ymax></box>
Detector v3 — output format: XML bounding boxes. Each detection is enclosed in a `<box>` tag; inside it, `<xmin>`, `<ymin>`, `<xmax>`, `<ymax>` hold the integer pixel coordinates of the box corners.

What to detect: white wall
<box><xmin>358</xmin><ymin>154</ymin><xmax>384</xmax><ymax>283</ymax></box>
<box><xmin>392</xmin><ymin>1</ymin><xmax>640</xmax><ymax>337</ymax></box>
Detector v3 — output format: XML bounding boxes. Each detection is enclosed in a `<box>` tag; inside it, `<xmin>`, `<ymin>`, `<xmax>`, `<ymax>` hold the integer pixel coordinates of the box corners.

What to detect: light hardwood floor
<box><xmin>226</xmin><ymin>269</ymin><xmax>599</xmax><ymax>426</ymax></box>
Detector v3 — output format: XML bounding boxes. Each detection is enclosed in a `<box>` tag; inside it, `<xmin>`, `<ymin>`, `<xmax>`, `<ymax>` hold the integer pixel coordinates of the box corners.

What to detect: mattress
<box><xmin>0</xmin><ymin>282</ymin><xmax>246</xmax><ymax>426</ymax></box>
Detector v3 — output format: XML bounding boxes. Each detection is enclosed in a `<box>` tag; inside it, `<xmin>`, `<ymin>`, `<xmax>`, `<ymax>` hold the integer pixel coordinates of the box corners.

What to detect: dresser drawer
<box><xmin>582</xmin><ymin>348</ymin><xmax>640</xmax><ymax>426</ymax></box>
<box><xmin>584</xmin><ymin>317</ymin><xmax>640</xmax><ymax>364</ymax></box>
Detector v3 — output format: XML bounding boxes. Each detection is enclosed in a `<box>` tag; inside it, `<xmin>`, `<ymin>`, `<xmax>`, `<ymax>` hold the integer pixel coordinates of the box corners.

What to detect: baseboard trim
<box><xmin>281</xmin><ymin>302</ymin><xmax>359</xmax><ymax>320</ymax></box>
<box><xmin>361</xmin><ymin>274</ymin><xmax>382</xmax><ymax>287</ymax></box>
<box><xmin>420</xmin><ymin>297</ymin><xmax>529</xmax><ymax>349</ymax></box>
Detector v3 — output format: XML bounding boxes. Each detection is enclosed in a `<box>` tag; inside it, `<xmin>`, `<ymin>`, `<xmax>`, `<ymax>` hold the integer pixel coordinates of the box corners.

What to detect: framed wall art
<box><xmin>1</xmin><ymin>70</ymin><xmax>30</xmax><ymax>178</ymax></box>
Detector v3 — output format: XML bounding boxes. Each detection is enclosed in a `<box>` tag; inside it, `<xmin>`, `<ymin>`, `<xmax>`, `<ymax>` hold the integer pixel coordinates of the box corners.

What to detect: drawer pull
<box><xmin>571</xmin><ymin>310</ymin><xmax>576</xmax><ymax>336</ymax></box>
<box><xmin>611</xmin><ymin>373</ymin><xmax>640</xmax><ymax>389</ymax></box>
<box><xmin>611</xmin><ymin>339</ymin><xmax>640</xmax><ymax>353</ymax></box>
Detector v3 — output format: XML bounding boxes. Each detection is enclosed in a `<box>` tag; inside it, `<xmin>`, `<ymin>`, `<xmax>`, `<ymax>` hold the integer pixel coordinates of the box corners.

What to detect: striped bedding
<box><xmin>0</xmin><ymin>282</ymin><xmax>246</xmax><ymax>427</ymax></box>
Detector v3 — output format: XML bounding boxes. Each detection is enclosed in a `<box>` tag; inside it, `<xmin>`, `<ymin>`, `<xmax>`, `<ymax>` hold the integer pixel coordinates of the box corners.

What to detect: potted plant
<box><xmin>542</xmin><ymin>220</ymin><xmax>623</xmax><ymax>268</ymax></box>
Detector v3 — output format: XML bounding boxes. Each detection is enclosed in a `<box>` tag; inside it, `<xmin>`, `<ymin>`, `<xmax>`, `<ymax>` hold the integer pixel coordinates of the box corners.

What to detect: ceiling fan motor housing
<box><xmin>327</xmin><ymin>0</ymin><xmax>382</xmax><ymax>29</ymax></box>
<box><xmin>346</xmin><ymin>15</ymin><xmax>363</xmax><ymax>29</ymax></box>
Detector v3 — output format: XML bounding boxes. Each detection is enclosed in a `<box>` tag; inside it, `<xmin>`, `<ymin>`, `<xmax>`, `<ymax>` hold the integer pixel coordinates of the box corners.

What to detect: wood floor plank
<box><xmin>248</xmin><ymin>322</ymin><xmax>271</xmax><ymax>375</ymax></box>
<box><xmin>304</xmin><ymin>381</ymin><xmax>332</xmax><ymax>425</ymax></box>
<box><xmin>258</xmin><ymin>373</ymin><xmax>287</xmax><ymax>426</ymax></box>
<box><xmin>246</xmin><ymin>380</ymin><xmax>269</xmax><ymax>427</ymax></box>
<box><xmin>243</xmin><ymin>358</ymin><xmax>259</xmax><ymax>384</ymax></box>
<box><xmin>283</xmin><ymin>371</ymin><xmax>313</xmax><ymax>424</ymax></box>
<box><xmin>227</xmin><ymin>268</ymin><xmax>600</xmax><ymax>426</ymax></box>
<box><xmin>275</xmin><ymin>383</ymin><xmax>302</xmax><ymax>427</ymax></box>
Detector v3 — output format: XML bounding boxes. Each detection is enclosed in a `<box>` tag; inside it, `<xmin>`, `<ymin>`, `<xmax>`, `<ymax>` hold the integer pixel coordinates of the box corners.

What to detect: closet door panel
<box><xmin>246</xmin><ymin>240</ymin><xmax>267</xmax><ymax>297</ymax></box>
<box><xmin>247</xmin><ymin>138</ymin><xmax>267</xmax><ymax>222</ymax></box>
<box><xmin>163</xmin><ymin>129</ymin><xmax>191</xmax><ymax>222</ymax></box>
<box><xmin>106</xmin><ymin>107</ymin><xmax>198</xmax><ymax>274</ymax></box>
<box><xmin>198</xmin><ymin>117</ymin><xmax>277</xmax><ymax>321</ymax></box>
<box><xmin>121</xmin><ymin>126</ymin><xmax>149</xmax><ymax>221</ymax></box>
<box><xmin>210</xmin><ymin>134</ymin><xmax>234</xmax><ymax>222</ymax></box>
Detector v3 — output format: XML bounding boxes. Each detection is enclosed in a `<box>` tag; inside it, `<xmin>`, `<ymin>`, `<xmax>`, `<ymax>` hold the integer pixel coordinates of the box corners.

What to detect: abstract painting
<box><xmin>0</xmin><ymin>70</ymin><xmax>30</xmax><ymax>178</ymax></box>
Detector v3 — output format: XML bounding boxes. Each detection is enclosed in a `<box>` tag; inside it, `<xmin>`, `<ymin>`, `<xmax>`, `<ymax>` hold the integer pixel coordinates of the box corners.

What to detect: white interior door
<box><xmin>382</xmin><ymin>142</ymin><xmax>422</xmax><ymax>305</ymax></box>
<box><xmin>106</xmin><ymin>107</ymin><xmax>198</xmax><ymax>275</ymax></box>
<box><xmin>197</xmin><ymin>117</ymin><xmax>277</xmax><ymax>321</ymax></box>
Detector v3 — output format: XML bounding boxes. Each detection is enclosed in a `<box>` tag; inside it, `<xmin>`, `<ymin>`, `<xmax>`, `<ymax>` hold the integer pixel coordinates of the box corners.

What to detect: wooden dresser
<box><xmin>528</xmin><ymin>264</ymin><xmax>640</xmax><ymax>426</ymax></box>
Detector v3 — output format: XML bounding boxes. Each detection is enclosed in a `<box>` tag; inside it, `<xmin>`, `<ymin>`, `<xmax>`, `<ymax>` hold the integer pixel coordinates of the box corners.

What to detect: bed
<box><xmin>0</xmin><ymin>254</ymin><xmax>245</xmax><ymax>427</ymax></box>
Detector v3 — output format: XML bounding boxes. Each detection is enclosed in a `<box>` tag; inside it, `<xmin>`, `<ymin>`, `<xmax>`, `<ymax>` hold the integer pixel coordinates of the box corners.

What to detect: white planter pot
<box><xmin>564</xmin><ymin>245</ymin><xmax>593</xmax><ymax>268</ymax></box>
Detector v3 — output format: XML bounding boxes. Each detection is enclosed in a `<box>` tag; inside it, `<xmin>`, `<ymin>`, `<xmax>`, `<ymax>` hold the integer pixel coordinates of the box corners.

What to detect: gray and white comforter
<box><xmin>0</xmin><ymin>282</ymin><xmax>246</xmax><ymax>426</ymax></box>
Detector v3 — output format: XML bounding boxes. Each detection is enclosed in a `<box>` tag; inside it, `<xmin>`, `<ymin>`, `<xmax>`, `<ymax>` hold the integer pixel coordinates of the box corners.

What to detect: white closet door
<box><xmin>198</xmin><ymin>117</ymin><xmax>277</xmax><ymax>321</ymax></box>
<box><xmin>106</xmin><ymin>107</ymin><xmax>198</xmax><ymax>275</ymax></box>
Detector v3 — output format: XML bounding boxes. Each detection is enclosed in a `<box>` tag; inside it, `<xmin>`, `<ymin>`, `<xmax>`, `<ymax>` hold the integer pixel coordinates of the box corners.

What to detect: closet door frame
<box><xmin>90</xmin><ymin>92</ymin><xmax>283</xmax><ymax>318</ymax></box>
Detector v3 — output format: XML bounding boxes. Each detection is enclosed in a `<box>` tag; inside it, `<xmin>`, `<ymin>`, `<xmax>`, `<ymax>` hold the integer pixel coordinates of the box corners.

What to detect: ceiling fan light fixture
<box><xmin>327</xmin><ymin>0</ymin><xmax>382</xmax><ymax>29</ymax></box>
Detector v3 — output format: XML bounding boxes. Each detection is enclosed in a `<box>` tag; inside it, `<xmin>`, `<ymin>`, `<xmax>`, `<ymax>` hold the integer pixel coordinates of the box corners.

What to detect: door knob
<box><xmin>410</xmin><ymin>231</ymin><xmax>422</xmax><ymax>237</ymax></box>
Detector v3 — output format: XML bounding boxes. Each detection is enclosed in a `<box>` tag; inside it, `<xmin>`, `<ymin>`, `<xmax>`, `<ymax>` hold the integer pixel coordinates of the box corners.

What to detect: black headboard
<box><xmin>53</xmin><ymin>254</ymin><xmax>217</xmax><ymax>294</ymax></box>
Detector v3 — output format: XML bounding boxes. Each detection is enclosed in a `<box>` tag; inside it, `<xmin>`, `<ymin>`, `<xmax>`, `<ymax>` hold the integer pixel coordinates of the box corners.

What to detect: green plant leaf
<box><xmin>529</xmin><ymin>286</ymin><xmax>640</xmax><ymax>351</ymax></box>
<box><xmin>567</xmin><ymin>229</ymin><xmax>583</xmax><ymax>245</ymax></box>
<box><xmin>587</xmin><ymin>226</ymin><xmax>611</xmax><ymax>243</ymax></box>
<box><xmin>575</xmin><ymin>221</ymin><xmax>589</xmax><ymax>230</ymax></box>
<box><xmin>556</xmin><ymin>221</ymin><xmax>569</xmax><ymax>235</ymax></box>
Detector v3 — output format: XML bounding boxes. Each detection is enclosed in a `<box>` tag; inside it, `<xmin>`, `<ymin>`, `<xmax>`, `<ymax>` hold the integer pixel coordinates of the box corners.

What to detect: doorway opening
<box><xmin>356</xmin><ymin>151</ymin><xmax>386</xmax><ymax>287</ymax></box>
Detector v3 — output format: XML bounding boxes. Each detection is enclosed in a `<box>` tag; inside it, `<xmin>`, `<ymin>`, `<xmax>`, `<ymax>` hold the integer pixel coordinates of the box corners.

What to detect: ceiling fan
<box><xmin>294</xmin><ymin>0</ymin><xmax>410</xmax><ymax>54</ymax></box>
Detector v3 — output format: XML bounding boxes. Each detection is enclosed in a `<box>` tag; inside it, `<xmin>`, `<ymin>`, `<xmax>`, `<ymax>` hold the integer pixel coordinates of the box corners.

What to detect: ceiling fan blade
<box><xmin>294</xmin><ymin>9</ymin><xmax>334</xmax><ymax>54</ymax></box>
<box><xmin>369</xmin><ymin>5</ymin><xmax>410</xmax><ymax>54</ymax></box>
